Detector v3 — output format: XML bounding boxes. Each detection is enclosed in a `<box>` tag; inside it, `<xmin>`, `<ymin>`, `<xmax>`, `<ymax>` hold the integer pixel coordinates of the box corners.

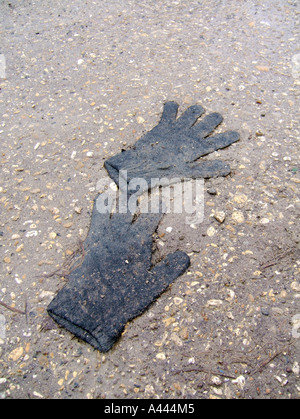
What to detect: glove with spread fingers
<box><xmin>105</xmin><ymin>101</ymin><xmax>239</xmax><ymax>193</ymax></box>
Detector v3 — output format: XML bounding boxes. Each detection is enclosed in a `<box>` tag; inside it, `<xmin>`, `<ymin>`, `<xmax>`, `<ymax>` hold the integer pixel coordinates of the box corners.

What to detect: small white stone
<box><xmin>260</xmin><ymin>218</ymin><xmax>270</xmax><ymax>224</ymax></box>
<box><xmin>207</xmin><ymin>226</ymin><xmax>216</xmax><ymax>237</ymax></box>
<box><xmin>232</xmin><ymin>375</ymin><xmax>246</xmax><ymax>389</ymax></box>
<box><xmin>15</xmin><ymin>275</ymin><xmax>22</xmax><ymax>285</ymax></box>
<box><xmin>26</xmin><ymin>230</ymin><xmax>38</xmax><ymax>238</ymax></box>
<box><xmin>291</xmin><ymin>282</ymin><xmax>300</xmax><ymax>292</ymax></box>
<box><xmin>232</xmin><ymin>211</ymin><xmax>245</xmax><ymax>223</ymax></box>
<box><xmin>211</xmin><ymin>376</ymin><xmax>222</xmax><ymax>386</ymax></box>
<box><xmin>214</xmin><ymin>211</ymin><xmax>226</xmax><ymax>223</ymax></box>
<box><xmin>39</xmin><ymin>290</ymin><xmax>55</xmax><ymax>301</ymax></box>
<box><xmin>173</xmin><ymin>297</ymin><xmax>183</xmax><ymax>305</ymax></box>
<box><xmin>33</xmin><ymin>391</ymin><xmax>44</xmax><ymax>399</ymax></box>
<box><xmin>206</xmin><ymin>299</ymin><xmax>223</xmax><ymax>308</ymax></box>
<box><xmin>136</xmin><ymin>116</ymin><xmax>145</xmax><ymax>124</ymax></box>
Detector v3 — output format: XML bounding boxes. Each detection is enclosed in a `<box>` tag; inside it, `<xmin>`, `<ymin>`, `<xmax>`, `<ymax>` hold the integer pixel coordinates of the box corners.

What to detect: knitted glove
<box><xmin>105</xmin><ymin>101</ymin><xmax>239</xmax><ymax>193</ymax></box>
<box><xmin>48</xmin><ymin>196</ymin><xmax>190</xmax><ymax>352</ymax></box>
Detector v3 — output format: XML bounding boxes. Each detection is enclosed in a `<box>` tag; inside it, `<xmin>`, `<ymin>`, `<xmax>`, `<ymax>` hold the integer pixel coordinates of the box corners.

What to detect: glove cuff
<box><xmin>48</xmin><ymin>292</ymin><xmax>122</xmax><ymax>352</ymax></box>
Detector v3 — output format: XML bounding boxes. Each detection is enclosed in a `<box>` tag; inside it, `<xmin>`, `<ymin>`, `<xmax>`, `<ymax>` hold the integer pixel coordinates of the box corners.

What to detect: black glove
<box><xmin>48</xmin><ymin>196</ymin><xmax>190</xmax><ymax>352</ymax></box>
<box><xmin>104</xmin><ymin>101</ymin><xmax>239</xmax><ymax>192</ymax></box>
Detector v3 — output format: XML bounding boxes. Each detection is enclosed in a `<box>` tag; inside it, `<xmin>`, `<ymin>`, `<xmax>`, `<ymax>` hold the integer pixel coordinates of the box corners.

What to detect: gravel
<box><xmin>0</xmin><ymin>0</ymin><xmax>299</xmax><ymax>399</ymax></box>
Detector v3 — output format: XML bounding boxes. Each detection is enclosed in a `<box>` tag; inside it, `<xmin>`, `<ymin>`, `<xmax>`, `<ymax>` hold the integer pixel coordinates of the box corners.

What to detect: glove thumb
<box><xmin>145</xmin><ymin>251</ymin><xmax>190</xmax><ymax>300</ymax></box>
<box><xmin>151</xmin><ymin>251</ymin><xmax>190</xmax><ymax>284</ymax></box>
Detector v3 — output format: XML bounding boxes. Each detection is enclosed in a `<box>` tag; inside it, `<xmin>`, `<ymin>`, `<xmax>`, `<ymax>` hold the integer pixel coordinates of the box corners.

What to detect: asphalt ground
<box><xmin>0</xmin><ymin>0</ymin><xmax>299</xmax><ymax>399</ymax></box>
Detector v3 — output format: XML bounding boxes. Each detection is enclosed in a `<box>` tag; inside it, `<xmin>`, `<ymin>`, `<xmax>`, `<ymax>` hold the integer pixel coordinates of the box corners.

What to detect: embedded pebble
<box><xmin>214</xmin><ymin>211</ymin><xmax>226</xmax><ymax>223</ymax></box>
<box><xmin>207</xmin><ymin>187</ymin><xmax>217</xmax><ymax>195</ymax></box>
<box><xmin>207</xmin><ymin>226</ymin><xmax>216</xmax><ymax>237</ymax></box>
<box><xmin>261</xmin><ymin>308</ymin><xmax>270</xmax><ymax>316</ymax></box>
<box><xmin>231</xmin><ymin>211</ymin><xmax>245</xmax><ymax>224</ymax></box>
<box><xmin>291</xmin><ymin>282</ymin><xmax>300</xmax><ymax>292</ymax></box>
<box><xmin>8</xmin><ymin>347</ymin><xmax>24</xmax><ymax>362</ymax></box>
<box><xmin>206</xmin><ymin>299</ymin><xmax>223</xmax><ymax>308</ymax></box>
<box><xmin>26</xmin><ymin>231</ymin><xmax>38</xmax><ymax>238</ymax></box>
<box><xmin>0</xmin><ymin>0</ymin><xmax>299</xmax><ymax>401</ymax></box>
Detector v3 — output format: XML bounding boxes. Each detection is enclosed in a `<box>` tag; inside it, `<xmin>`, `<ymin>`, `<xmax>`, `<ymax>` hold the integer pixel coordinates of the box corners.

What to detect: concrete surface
<box><xmin>0</xmin><ymin>0</ymin><xmax>299</xmax><ymax>399</ymax></box>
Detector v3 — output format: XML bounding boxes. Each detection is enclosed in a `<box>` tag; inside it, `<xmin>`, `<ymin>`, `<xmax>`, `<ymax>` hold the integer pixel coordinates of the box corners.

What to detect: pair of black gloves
<box><xmin>48</xmin><ymin>102</ymin><xmax>239</xmax><ymax>352</ymax></box>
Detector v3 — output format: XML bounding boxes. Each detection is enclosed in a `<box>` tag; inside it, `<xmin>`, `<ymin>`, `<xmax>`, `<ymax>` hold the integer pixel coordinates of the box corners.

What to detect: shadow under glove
<box><xmin>48</xmin><ymin>196</ymin><xmax>190</xmax><ymax>352</ymax></box>
<box><xmin>105</xmin><ymin>101</ymin><xmax>240</xmax><ymax>192</ymax></box>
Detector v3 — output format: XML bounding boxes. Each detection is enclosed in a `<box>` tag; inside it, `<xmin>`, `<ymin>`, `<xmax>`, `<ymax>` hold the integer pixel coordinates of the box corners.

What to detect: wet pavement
<box><xmin>0</xmin><ymin>0</ymin><xmax>299</xmax><ymax>399</ymax></box>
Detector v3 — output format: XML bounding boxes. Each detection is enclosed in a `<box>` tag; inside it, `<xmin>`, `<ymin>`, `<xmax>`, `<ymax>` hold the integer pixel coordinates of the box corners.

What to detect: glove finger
<box><xmin>104</xmin><ymin>159</ymin><xmax>121</xmax><ymax>187</ymax></box>
<box><xmin>134</xmin><ymin>212</ymin><xmax>163</xmax><ymax>234</ymax></box>
<box><xmin>190</xmin><ymin>112</ymin><xmax>223</xmax><ymax>138</ymax></box>
<box><xmin>175</xmin><ymin>105</ymin><xmax>205</xmax><ymax>131</ymax></box>
<box><xmin>185</xmin><ymin>160</ymin><xmax>232</xmax><ymax>178</ymax></box>
<box><xmin>131</xmin><ymin>252</ymin><xmax>191</xmax><ymax>313</ymax></box>
<box><xmin>199</xmin><ymin>130</ymin><xmax>240</xmax><ymax>155</ymax></box>
<box><xmin>160</xmin><ymin>101</ymin><xmax>179</xmax><ymax>125</ymax></box>
<box><xmin>83</xmin><ymin>194</ymin><xmax>114</xmax><ymax>246</ymax></box>
<box><xmin>150</xmin><ymin>251</ymin><xmax>191</xmax><ymax>288</ymax></box>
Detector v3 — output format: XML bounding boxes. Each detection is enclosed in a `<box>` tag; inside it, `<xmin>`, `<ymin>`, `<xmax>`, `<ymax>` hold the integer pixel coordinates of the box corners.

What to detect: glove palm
<box><xmin>48</xmin><ymin>197</ymin><xmax>190</xmax><ymax>352</ymax></box>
